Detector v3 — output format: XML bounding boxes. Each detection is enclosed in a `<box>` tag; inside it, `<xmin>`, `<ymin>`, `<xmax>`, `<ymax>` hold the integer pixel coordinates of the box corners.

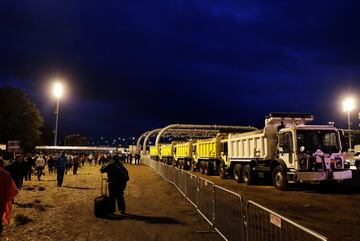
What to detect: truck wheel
<box><xmin>242</xmin><ymin>164</ymin><xmax>255</xmax><ymax>185</ymax></box>
<box><xmin>191</xmin><ymin>162</ymin><xmax>197</xmax><ymax>172</ymax></box>
<box><xmin>272</xmin><ymin>166</ymin><xmax>288</xmax><ymax>191</ymax></box>
<box><xmin>233</xmin><ymin>164</ymin><xmax>243</xmax><ymax>183</ymax></box>
<box><xmin>199</xmin><ymin>161</ymin><xmax>205</xmax><ymax>174</ymax></box>
<box><xmin>356</xmin><ymin>162</ymin><xmax>360</xmax><ymax>170</ymax></box>
<box><xmin>184</xmin><ymin>160</ymin><xmax>190</xmax><ymax>170</ymax></box>
<box><xmin>205</xmin><ymin>162</ymin><xmax>213</xmax><ymax>176</ymax></box>
<box><xmin>218</xmin><ymin>162</ymin><xmax>226</xmax><ymax>179</ymax></box>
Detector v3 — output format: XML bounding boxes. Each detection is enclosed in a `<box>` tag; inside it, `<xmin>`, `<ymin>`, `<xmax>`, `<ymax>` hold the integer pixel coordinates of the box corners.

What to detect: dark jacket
<box><xmin>55</xmin><ymin>155</ymin><xmax>68</xmax><ymax>170</ymax></box>
<box><xmin>100</xmin><ymin>161</ymin><xmax>129</xmax><ymax>187</ymax></box>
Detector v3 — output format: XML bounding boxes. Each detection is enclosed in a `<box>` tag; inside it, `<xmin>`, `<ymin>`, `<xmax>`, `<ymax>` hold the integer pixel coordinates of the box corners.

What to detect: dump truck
<box><xmin>159</xmin><ymin>143</ymin><xmax>176</xmax><ymax>165</ymax></box>
<box><xmin>174</xmin><ymin>140</ymin><xmax>195</xmax><ymax>170</ymax></box>
<box><xmin>192</xmin><ymin>133</ymin><xmax>228</xmax><ymax>175</ymax></box>
<box><xmin>220</xmin><ymin>113</ymin><xmax>352</xmax><ymax>190</ymax></box>
<box><xmin>150</xmin><ymin>145</ymin><xmax>160</xmax><ymax>160</ymax></box>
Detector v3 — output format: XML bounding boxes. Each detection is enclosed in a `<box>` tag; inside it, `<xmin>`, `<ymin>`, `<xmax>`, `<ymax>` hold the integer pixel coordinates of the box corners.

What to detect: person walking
<box><xmin>47</xmin><ymin>155</ymin><xmax>55</xmax><ymax>174</ymax></box>
<box><xmin>0</xmin><ymin>158</ymin><xmax>18</xmax><ymax>235</ymax></box>
<box><xmin>24</xmin><ymin>154</ymin><xmax>34</xmax><ymax>181</ymax></box>
<box><xmin>35</xmin><ymin>155</ymin><xmax>46</xmax><ymax>181</ymax></box>
<box><xmin>72</xmin><ymin>155</ymin><xmax>80</xmax><ymax>175</ymax></box>
<box><xmin>55</xmin><ymin>152</ymin><xmax>68</xmax><ymax>187</ymax></box>
<box><xmin>100</xmin><ymin>155</ymin><xmax>129</xmax><ymax>215</ymax></box>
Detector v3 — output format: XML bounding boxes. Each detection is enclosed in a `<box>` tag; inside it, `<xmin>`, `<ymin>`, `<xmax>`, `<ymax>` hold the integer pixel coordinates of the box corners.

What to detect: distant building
<box><xmin>64</xmin><ymin>134</ymin><xmax>88</xmax><ymax>146</ymax></box>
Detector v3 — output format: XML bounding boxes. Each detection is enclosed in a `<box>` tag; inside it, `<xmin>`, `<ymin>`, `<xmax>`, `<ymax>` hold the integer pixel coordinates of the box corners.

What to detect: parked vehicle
<box><xmin>150</xmin><ymin>145</ymin><xmax>159</xmax><ymax>161</ymax></box>
<box><xmin>174</xmin><ymin>140</ymin><xmax>195</xmax><ymax>170</ymax></box>
<box><xmin>160</xmin><ymin>143</ymin><xmax>176</xmax><ymax>165</ymax></box>
<box><xmin>222</xmin><ymin>113</ymin><xmax>352</xmax><ymax>190</ymax></box>
<box><xmin>192</xmin><ymin>133</ymin><xmax>228</xmax><ymax>175</ymax></box>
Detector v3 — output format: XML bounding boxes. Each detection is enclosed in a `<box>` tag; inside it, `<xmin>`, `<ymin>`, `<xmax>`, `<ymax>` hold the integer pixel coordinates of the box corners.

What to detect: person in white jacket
<box><xmin>35</xmin><ymin>155</ymin><xmax>46</xmax><ymax>181</ymax></box>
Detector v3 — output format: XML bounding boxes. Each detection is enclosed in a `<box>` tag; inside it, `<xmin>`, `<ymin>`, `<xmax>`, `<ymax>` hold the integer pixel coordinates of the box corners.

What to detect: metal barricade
<box><xmin>178</xmin><ymin>169</ymin><xmax>186</xmax><ymax>195</ymax></box>
<box><xmin>214</xmin><ymin>185</ymin><xmax>245</xmax><ymax>241</ymax></box>
<box><xmin>174</xmin><ymin>167</ymin><xmax>180</xmax><ymax>188</ymax></box>
<box><xmin>246</xmin><ymin>201</ymin><xmax>327</xmax><ymax>241</ymax></box>
<box><xmin>185</xmin><ymin>172</ymin><xmax>198</xmax><ymax>207</ymax></box>
<box><xmin>197</xmin><ymin>177</ymin><xmax>215</xmax><ymax>225</ymax></box>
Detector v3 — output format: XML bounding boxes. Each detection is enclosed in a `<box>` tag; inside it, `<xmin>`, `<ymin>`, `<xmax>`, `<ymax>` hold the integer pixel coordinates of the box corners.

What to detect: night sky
<box><xmin>1</xmin><ymin>1</ymin><xmax>360</xmax><ymax>139</ymax></box>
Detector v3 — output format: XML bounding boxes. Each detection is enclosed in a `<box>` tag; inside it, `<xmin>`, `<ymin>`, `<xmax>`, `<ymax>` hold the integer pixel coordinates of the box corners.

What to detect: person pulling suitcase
<box><xmin>94</xmin><ymin>177</ymin><xmax>111</xmax><ymax>217</ymax></box>
<box><xmin>100</xmin><ymin>155</ymin><xmax>129</xmax><ymax>215</ymax></box>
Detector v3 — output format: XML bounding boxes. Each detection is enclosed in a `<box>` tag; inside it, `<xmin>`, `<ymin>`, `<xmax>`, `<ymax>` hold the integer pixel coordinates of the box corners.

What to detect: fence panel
<box><xmin>197</xmin><ymin>177</ymin><xmax>214</xmax><ymax>225</ymax></box>
<box><xmin>214</xmin><ymin>186</ymin><xmax>245</xmax><ymax>241</ymax></box>
<box><xmin>246</xmin><ymin>201</ymin><xmax>327</xmax><ymax>241</ymax></box>
<box><xmin>185</xmin><ymin>172</ymin><xmax>198</xmax><ymax>207</ymax></box>
<box><xmin>178</xmin><ymin>169</ymin><xmax>187</xmax><ymax>195</ymax></box>
<box><xmin>174</xmin><ymin>167</ymin><xmax>180</xmax><ymax>189</ymax></box>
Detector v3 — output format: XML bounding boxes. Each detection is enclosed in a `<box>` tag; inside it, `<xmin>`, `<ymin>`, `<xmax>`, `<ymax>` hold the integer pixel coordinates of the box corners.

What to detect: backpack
<box><xmin>115</xmin><ymin>163</ymin><xmax>129</xmax><ymax>183</ymax></box>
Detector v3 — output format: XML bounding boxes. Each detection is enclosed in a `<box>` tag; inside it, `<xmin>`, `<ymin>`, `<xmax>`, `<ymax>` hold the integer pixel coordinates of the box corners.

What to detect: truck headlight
<box><xmin>335</xmin><ymin>158</ymin><xmax>343</xmax><ymax>169</ymax></box>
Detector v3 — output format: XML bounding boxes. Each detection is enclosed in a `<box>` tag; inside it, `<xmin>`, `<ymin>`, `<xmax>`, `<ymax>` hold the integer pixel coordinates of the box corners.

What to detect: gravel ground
<box><xmin>1</xmin><ymin>164</ymin><xmax>221</xmax><ymax>241</ymax></box>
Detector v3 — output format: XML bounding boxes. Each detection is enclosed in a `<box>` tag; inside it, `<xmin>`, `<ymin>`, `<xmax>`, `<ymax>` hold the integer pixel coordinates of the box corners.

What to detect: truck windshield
<box><xmin>296</xmin><ymin>130</ymin><xmax>340</xmax><ymax>153</ymax></box>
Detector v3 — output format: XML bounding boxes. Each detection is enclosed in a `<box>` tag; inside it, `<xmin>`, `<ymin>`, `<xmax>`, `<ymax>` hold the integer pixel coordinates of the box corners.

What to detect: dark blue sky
<box><xmin>0</xmin><ymin>0</ymin><xmax>359</xmax><ymax>138</ymax></box>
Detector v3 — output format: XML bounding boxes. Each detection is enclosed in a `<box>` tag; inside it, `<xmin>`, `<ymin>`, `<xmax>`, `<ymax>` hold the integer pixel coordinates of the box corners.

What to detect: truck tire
<box><xmin>185</xmin><ymin>159</ymin><xmax>191</xmax><ymax>170</ymax></box>
<box><xmin>205</xmin><ymin>162</ymin><xmax>214</xmax><ymax>176</ymax></box>
<box><xmin>272</xmin><ymin>166</ymin><xmax>288</xmax><ymax>191</ymax></box>
<box><xmin>233</xmin><ymin>164</ymin><xmax>243</xmax><ymax>183</ymax></box>
<box><xmin>242</xmin><ymin>164</ymin><xmax>255</xmax><ymax>185</ymax></box>
<box><xmin>218</xmin><ymin>162</ymin><xmax>226</xmax><ymax>179</ymax></box>
<box><xmin>178</xmin><ymin>160</ymin><xmax>183</xmax><ymax>169</ymax></box>
<box><xmin>191</xmin><ymin>161</ymin><xmax>197</xmax><ymax>172</ymax></box>
<box><xmin>199</xmin><ymin>161</ymin><xmax>205</xmax><ymax>174</ymax></box>
<box><xmin>356</xmin><ymin>161</ymin><xmax>360</xmax><ymax>170</ymax></box>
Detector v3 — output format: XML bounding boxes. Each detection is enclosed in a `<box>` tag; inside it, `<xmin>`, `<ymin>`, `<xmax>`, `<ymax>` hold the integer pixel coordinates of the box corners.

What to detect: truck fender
<box><xmin>270</xmin><ymin>159</ymin><xmax>288</xmax><ymax>173</ymax></box>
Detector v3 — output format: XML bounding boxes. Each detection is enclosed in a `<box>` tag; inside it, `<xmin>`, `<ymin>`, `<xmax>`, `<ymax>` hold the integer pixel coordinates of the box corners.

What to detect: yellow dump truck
<box><xmin>192</xmin><ymin>133</ymin><xmax>228</xmax><ymax>175</ymax></box>
<box><xmin>149</xmin><ymin>145</ymin><xmax>160</xmax><ymax>160</ymax></box>
<box><xmin>160</xmin><ymin>142</ymin><xmax>176</xmax><ymax>165</ymax></box>
<box><xmin>174</xmin><ymin>140</ymin><xmax>195</xmax><ymax>170</ymax></box>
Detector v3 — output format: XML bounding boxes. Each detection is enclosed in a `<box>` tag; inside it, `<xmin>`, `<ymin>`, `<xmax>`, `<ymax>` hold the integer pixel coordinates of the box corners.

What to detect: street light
<box><xmin>342</xmin><ymin>97</ymin><xmax>355</xmax><ymax>151</ymax></box>
<box><xmin>53</xmin><ymin>82</ymin><xmax>63</xmax><ymax>146</ymax></box>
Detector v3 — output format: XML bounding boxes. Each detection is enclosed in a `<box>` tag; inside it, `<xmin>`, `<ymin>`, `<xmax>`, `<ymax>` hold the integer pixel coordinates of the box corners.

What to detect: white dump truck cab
<box><xmin>277</xmin><ymin>125</ymin><xmax>352</xmax><ymax>183</ymax></box>
<box><xmin>268</xmin><ymin>113</ymin><xmax>352</xmax><ymax>189</ymax></box>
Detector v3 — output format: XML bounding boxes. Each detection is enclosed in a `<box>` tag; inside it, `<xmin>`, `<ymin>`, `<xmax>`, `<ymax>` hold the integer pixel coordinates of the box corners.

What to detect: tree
<box><xmin>0</xmin><ymin>87</ymin><xmax>44</xmax><ymax>151</ymax></box>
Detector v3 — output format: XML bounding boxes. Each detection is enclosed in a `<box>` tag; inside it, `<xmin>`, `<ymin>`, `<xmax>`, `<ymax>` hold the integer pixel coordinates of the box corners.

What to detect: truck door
<box><xmin>279</xmin><ymin>132</ymin><xmax>295</xmax><ymax>168</ymax></box>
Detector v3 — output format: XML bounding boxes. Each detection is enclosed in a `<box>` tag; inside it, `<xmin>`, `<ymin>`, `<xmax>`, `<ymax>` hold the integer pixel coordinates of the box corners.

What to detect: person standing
<box><xmin>5</xmin><ymin>154</ymin><xmax>23</xmax><ymax>189</ymax></box>
<box><xmin>135</xmin><ymin>153</ymin><xmax>141</xmax><ymax>165</ymax></box>
<box><xmin>55</xmin><ymin>152</ymin><xmax>68</xmax><ymax>187</ymax></box>
<box><xmin>100</xmin><ymin>155</ymin><xmax>129</xmax><ymax>215</ymax></box>
<box><xmin>35</xmin><ymin>155</ymin><xmax>46</xmax><ymax>181</ymax></box>
<box><xmin>0</xmin><ymin>158</ymin><xmax>18</xmax><ymax>235</ymax></box>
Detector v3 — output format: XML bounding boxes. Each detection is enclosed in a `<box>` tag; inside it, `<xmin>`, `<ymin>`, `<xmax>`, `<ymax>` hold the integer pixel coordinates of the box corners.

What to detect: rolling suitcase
<box><xmin>94</xmin><ymin>177</ymin><xmax>111</xmax><ymax>217</ymax></box>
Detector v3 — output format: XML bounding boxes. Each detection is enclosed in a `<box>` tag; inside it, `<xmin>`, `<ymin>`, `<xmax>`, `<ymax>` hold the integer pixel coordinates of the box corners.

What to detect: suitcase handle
<box><xmin>101</xmin><ymin>177</ymin><xmax>108</xmax><ymax>196</ymax></box>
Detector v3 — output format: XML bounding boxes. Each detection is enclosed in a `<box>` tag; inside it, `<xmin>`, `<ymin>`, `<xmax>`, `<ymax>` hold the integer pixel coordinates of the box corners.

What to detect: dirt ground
<box><xmin>191</xmin><ymin>169</ymin><xmax>360</xmax><ymax>241</ymax></box>
<box><xmin>1</xmin><ymin>164</ymin><xmax>221</xmax><ymax>241</ymax></box>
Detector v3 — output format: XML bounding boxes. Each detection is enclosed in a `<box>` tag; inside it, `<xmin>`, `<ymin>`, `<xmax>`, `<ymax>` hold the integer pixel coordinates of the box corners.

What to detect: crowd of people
<box><xmin>0</xmin><ymin>150</ymin><xmax>136</xmax><ymax>236</ymax></box>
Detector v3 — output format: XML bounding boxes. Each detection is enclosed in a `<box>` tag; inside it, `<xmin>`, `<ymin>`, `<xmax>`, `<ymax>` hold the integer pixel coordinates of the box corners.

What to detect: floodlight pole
<box><xmin>347</xmin><ymin>110</ymin><xmax>352</xmax><ymax>151</ymax></box>
<box><xmin>54</xmin><ymin>97</ymin><xmax>60</xmax><ymax>146</ymax></box>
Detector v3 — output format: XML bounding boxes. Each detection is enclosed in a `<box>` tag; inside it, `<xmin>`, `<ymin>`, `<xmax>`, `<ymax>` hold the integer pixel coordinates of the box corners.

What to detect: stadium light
<box><xmin>53</xmin><ymin>81</ymin><xmax>64</xmax><ymax>146</ymax></box>
<box><xmin>342</xmin><ymin>97</ymin><xmax>356</xmax><ymax>151</ymax></box>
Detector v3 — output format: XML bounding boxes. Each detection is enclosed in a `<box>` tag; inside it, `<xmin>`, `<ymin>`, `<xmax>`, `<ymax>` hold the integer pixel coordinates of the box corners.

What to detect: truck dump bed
<box><xmin>228</xmin><ymin>127</ymin><xmax>278</xmax><ymax>160</ymax></box>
